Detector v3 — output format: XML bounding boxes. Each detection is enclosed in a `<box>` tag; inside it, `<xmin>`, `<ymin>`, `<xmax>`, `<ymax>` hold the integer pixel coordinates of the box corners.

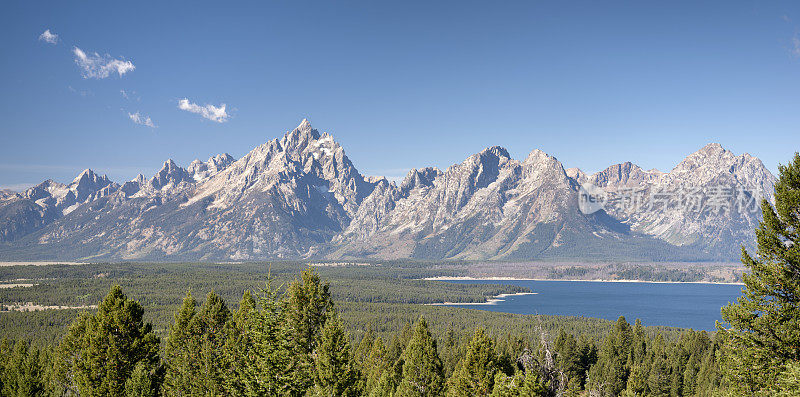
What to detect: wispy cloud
<box><xmin>0</xmin><ymin>183</ymin><xmax>37</xmax><ymax>192</ymax></box>
<box><xmin>38</xmin><ymin>29</ymin><xmax>58</xmax><ymax>44</ymax></box>
<box><xmin>121</xmin><ymin>89</ymin><xmax>141</xmax><ymax>101</ymax></box>
<box><xmin>364</xmin><ymin>168</ymin><xmax>412</xmax><ymax>183</ymax></box>
<box><xmin>128</xmin><ymin>112</ymin><xmax>156</xmax><ymax>128</ymax></box>
<box><xmin>178</xmin><ymin>98</ymin><xmax>230</xmax><ymax>123</ymax></box>
<box><xmin>73</xmin><ymin>47</ymin><xmax>135</xmax><ymax>79</ymax></box>
<box><xmin>0</xmin><ymin>163</ymin><xmax>150</xmax><ymax>175</ymax></box>
<box><xmin>67</xmin><ymin>85</ymin><xmax>92</xmax><ymax>97</ymax></box>
<box><xmin>793</xmin><ymin>34</ymin><xmax>800</xmax><ymax>58</ymax></box>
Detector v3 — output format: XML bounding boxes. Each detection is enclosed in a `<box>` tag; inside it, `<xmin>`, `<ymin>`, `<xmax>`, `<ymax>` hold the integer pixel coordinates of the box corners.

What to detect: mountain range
<box><xmin>0</xmin><ymin>120</ymin><xmax>775</xmax><ymax>262</ymax></box>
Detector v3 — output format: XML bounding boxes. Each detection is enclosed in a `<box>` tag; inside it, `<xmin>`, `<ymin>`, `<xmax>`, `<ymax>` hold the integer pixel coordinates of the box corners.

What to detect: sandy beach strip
<box><xmin>0</xmin><ymin>261</ymin><xmax>86</xmax><ymax>267</ymax></box>
<box><xmin>0</xmin><ymin>283</ymin><xmax>36</xmax><ymax>289</ymax></box>
<box><xmin>426</xmin><ymin>292</ymin><xmax>538</xmax><ymax>306</ymax></box>
<box><xmin>423</xmin><ymin>276</ymin><xmax>744</xmax><ymax>285</ymax></box>
<box><xmin>1</xmin><ymin>302</ymin><xmax>97</xmax><ymax>312</ymax></box>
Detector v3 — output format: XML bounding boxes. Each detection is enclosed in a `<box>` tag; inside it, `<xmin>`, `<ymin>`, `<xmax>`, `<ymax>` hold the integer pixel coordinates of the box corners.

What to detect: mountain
<box><xmin>0</xmin><ymin>120</ymin><xmax>776</xmax><ymax>262</ymax></box>
<box><xmin>0</xmin><ymin>169</ymin><xmax>118</xmax><ymax>242</ymax></box>
<box><xmin>332</xmin><ymin>148</ymin><xmax>591</xmax><ymax>259</ymax></box>
<box><xmin>575</xmin><ymin>143</ymin><xmax>774</xmax><ymax>258</ymax></box>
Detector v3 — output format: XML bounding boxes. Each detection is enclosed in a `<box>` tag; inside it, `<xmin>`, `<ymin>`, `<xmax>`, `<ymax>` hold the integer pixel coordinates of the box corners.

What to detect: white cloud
<box><xmin>178</xmin><ymin>98</ymin><xmax>230</xmax><ymax>123</ymax></box>
<box><xmin>793</xmin><ymin>35</ymin><xmax>800</xmax><ymax>58</ymax></box>
<box><xmin>39</xmin><ymin>29</ymin><xmax>58</xmax><ymax>44</ymax></box>
<box><xmin>128</xmin><ymin>112</ymin><xmax>156</xmax><ymax>128</ymax></box>
<box><xmin>73</xmin><ymin>47</ymin><xmax>135</xmax><ymax>79</ymax></box>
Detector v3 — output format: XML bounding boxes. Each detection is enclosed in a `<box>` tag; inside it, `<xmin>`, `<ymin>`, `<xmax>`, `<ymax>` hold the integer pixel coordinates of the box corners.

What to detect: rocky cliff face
<box><xmin>570</xmin><ymin>143</ymin><xmax>775</xmax><ymax>258</ymax></box>
<box><xmin>0</xmin><ymin>170</ymin><xmax>118</xmax><ymax>242</ymax></box>
<box><xmin>0</xmin><ymin>121</ymin><xmax>776</xmax><ymax>261</ymax></box>
<box><xmin>332</xmin><ymin>147</ymin><xmax>586</xmax><ymax>260</ymax></box>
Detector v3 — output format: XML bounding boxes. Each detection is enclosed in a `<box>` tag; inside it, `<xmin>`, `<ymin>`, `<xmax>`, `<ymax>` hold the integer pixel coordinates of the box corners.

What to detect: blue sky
<box><xmin>1</xmin><ymin>0</ymin><xmax>799</xmax><ymax>189</ymax></box>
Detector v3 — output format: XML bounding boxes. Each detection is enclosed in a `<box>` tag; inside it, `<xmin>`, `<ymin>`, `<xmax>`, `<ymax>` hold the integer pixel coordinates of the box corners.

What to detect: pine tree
<box><xmin>371</xmin><ymin>363</ymin><xmax>403</xmax><ymax>397</ymax></box>
<box><xmin>490</xmin><ymin>370</ymin><xmax>548</xmax><ymax>397</ymax></box>
<box><xmin>313</xmin><ymin>312</ymin><xmax>362</xmax><ymax>397</ymax></box>
<box><xmin>188</xmin><ymin>291</ymin><xmax>231</xmax><ymax>395</ymax></box>
<box><xmin>446</xmin><ymin>328</ymin><xmax>499</xmax><ymax>397</ymax></box>
<box><xmin>252</xmin><ymin>282</ymin><xmax>293</xmax><ymax>395</ymax></box>
<box><xmin>720</xmin><ymin>153</ymin><xmax>800</xmax><ymax>394</ymax></box>
<box><xmin>396</xmin><ymin>317</ymin><xmax>445</xmax><ymax>397</ymax></box>
<box><xmin>776</xmin><ymin>362</ymin><xmax>800</xmax><ymax>397</ymax></box>
<box><xmin>284</xmin><ymin>268</ymin><xmax>335</xmax><ymax>355</ymax></box>
<box><xmin>1</xmin><ymin>340</ymin><xmax>45</xmax><ymax>396</ymax></box>
<box><xmin>624</xmin><ymin>362</ymin><xmax>648</xmax><ymax>396</ymax></box>
<box><xmin>588</xmin><ymin>316</ymin><xmax>633</xmax><ymax>396</ymax></box>
<box><xmin>56</xmin><ymin>285</ymin><xmax>161</xmax><ymax>397</ymax></box>
<box><xmin>0</xmin><ymin>339</ymin><xmax>7</xmax><ymax>393</ymax></box>
<box><xmin>363</xmin><ymin>337</ymin><xmax>393</xmax><ymax>396</ymax></box>
<box><xmin>554</xmin><ymin>329</ymin><xmax>584</xmax><ymax>391</ymax></box>
<box><xmin>681</xmin><ymin>331</ymin><xmax>713</xmax><ymax>395</ymax></box>
<box><xmin>283</xmin><ymin>268</ymin><xmax>336</xmax><ymax>393</ymax></box>
<box><xmin>630</xmin><ymin>319</ymin><xmax>647</xmax><ymax>366</ymax></box>
<box><xmin>125</xmin><ymin>361</ymin><xmax>163</xmax><ymax>397</ymax></box>
<box><xmin>372</xmin><ymin>323</ymin><xmax>417</xmax><ymax>396</ymax></box>
<box><xmin>692</xmin><ymin>332</ymin><xmax>724</xmax><ymax>396</ymax></box>
<box><xmin>223</xmin><ymin>290</ymin><xmax>258</xmax><ymax>395</ymax></box>
<box><xmin>576</xmin><ymin>334</ymin><xmax>597</xmax><ymax>390</ymax></box>
<box><xmin>227</xmin><ymin>284</ymin><xmax>292</xmax><ymax>396</ymax></box>
<box><xmin>163</xmin><ymin>291</ymin><xmax>197</xmax><ymax>395</ymax></box>
<box><xmin>355</xmin><ymin>330</ymin><xmax>376</xmax><ymax>367</ymax></box>
<box><xmin>490</xmin><ymin>372</ymin><xmax>522</xmax><ymax>397</ymax></box>
<box><xmin>646</xmin><ymin>340</ymin><xmax>671</xmax><ymax>397</ymax></box>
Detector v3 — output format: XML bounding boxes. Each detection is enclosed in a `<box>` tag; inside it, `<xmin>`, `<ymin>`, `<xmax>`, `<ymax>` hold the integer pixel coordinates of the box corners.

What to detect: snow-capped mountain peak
<box><xmin>187</xmin><ymin>153</ymin><xmax>235</xmax><ymax>182</ymax></box>
<box><xmin>0</xmin><ymin>121</ymin><xmax>779</xmax><ymax>262</ymax></box>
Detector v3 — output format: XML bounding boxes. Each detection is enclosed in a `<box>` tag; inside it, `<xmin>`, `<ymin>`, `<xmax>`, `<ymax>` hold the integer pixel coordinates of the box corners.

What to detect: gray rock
<box><xmin>0</xmin><ymin>124</ymin><xmax>776</xmax><ymax>262</ymax></box>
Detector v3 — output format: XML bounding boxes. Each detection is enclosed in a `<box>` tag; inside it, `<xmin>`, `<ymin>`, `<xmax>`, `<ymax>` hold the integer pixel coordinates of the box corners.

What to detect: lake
<box><xmin>442</xmin><ymin>280</ymin><xmax>744</xmax><ymax>331</ymax></box>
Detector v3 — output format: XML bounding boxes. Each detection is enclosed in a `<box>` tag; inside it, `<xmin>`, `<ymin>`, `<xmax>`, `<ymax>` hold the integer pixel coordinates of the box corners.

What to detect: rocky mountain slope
<box><xmin>581</xmin><ymin>143</ymin><xmax>774</xmax><ymax>257</ymax></box>
<box><xmin>0</xmin><ymin>120</ymin><xmax>776</xmax><ymax>261</ymax></box>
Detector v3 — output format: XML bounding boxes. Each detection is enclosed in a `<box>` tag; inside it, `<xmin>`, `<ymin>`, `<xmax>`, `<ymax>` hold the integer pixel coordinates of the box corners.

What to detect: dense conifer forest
<box><xmin>0</xmin><ymin>269</ymin><xmax>727</xmax><ymax>396</ymax></box>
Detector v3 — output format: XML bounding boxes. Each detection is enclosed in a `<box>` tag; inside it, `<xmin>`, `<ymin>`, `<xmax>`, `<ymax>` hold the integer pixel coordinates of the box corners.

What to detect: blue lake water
<box><xmin>442</xmin><ymin>280</ymin><xmax>744</xmax><ymax>331</ymax></box>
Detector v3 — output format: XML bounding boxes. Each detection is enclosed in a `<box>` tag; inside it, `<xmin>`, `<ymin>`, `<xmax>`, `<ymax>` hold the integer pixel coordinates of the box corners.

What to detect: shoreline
<box><xmin>423</xmin><ymin>276</ymin><xmax>744</xmax><ymax>286</ymax></box>
<box><xmin>426</xmin><ymin>292</ymin><xmax>538</xmax><ymax>306</ymax></box>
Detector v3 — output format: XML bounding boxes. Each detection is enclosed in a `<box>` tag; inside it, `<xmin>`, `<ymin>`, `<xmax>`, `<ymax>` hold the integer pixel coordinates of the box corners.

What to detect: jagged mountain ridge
<box><xmin>575</xmin><ymin>143</ymin><xmax>775</xmax><ymax>252</ymax></box>
<box><xmin>0</xmin><ymin>120</ymin><xmax>776</xmax><ymax>261</ymax></box>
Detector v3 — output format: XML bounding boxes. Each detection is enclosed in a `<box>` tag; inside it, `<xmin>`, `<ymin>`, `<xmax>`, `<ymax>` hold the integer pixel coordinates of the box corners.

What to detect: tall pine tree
<box><xmin>720</xmin><ymin>153</ymin><xmax>800</xmax><ymax>394</ymax></box>
<box><xmin>188</xmin><ymin>291</ymin><xmax>231</xmax><ymax>395</ymax></box>
<box><xmin>396</xmin><ymin>317</ymin><xmax>445</xmax><ymax>397</ymax></box>
<box><xmin>588</xmin><ymin>316</ymin><xmax>633</xmax><ymax>396</ymax></box>
<box><xmin>313</xmin><ymin>312</ymin><xmax>362</xmax><ymax>397</ymax></box>
<box><xmin>283</xmin><ymin>268</ymin><xmax>335</xmax><ymax>393</ymax></box>
<box><xmin>56</xmin><ymin>286</ymin><xmax>161</xmax><ymax>397</ymax></box>
<box><xmin>163</xmin><ymin>291</ymin><xmax>197</xmax><ymax>395</ymax></box>
<box><xmin>1</xmin><ymin>340</ymin><xmax>45</xmax><ymax>397</ymax></box>
<box><xmin>362</xmin><ymin>337</ymin><xmax>393</xmax><ymax>396</ymax></box>
<box><xmin>446</xmin><ymin>328</ymin><xmax>500</xmax><ymax>397</ymax></box>
<box><xmin>225</xmin><ymin>284</ymin><xmax>292</xmax><ymax>396</ymax></box>
<box><xmin>223</xmin><ymin>290</ymin><xmax>259</xmax><ymax>395</ymax></box>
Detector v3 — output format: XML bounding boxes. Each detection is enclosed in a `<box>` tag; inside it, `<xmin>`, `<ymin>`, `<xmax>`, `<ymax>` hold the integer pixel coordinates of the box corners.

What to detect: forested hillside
<box><xmin>0</xmin><ymin>270</ymin><xmax>729</xmax><ymax>396</ymax></box>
